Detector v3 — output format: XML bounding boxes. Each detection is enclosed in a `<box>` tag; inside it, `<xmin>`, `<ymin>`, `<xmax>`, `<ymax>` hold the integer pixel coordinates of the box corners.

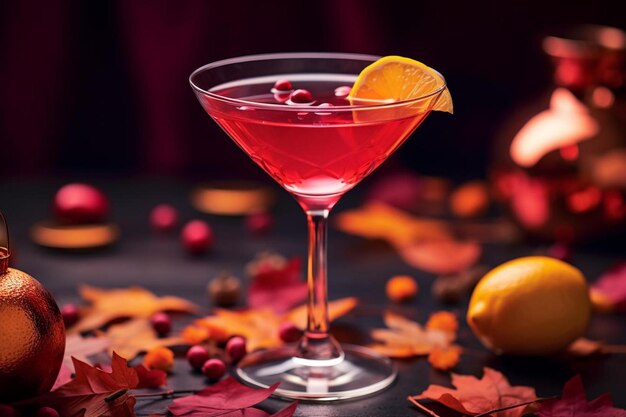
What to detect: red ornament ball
<box><xmin>60</xmin><ymin>303</ymin><xmax>80</xmax><ymax>328</ymax></box>
<box><xmin>150</xmin><ymin>204</ymin><xmax>178</xmax><ymax>232</ymax></box>
<box><xmin>186</xmin><ymin>345</ymin><xmax>210</xmax><ymax>371</ymax></box>
<box><xmin>225</xmin><ymin>336</ymin><xmax>247</xmax><ymax>363</ymax></box>
<box><xmin>181</xmin><ymin>220</ymin><xmax>213</xmax><ymax>254</ymax></box>
<box><xmin>150</xmin><ymin>312</ymin><xmax>172</xmax><ymax>337</ymax></box>
<box><xmin>53</xmin><ymin>183</ymin><xmax>109</xmax><ymax>224</ymax></box>
<box><xmin>201</xmin><ymin>358</ymin><xmax>226</xmax><ymax>381</ymax></box>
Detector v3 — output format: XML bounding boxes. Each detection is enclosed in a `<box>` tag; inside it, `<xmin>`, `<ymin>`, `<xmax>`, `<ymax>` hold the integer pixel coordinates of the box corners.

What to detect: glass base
<box><xmin>234</xmin><ymin>344</ymin><xmax>397</xmax><ymax>401</ymax></box>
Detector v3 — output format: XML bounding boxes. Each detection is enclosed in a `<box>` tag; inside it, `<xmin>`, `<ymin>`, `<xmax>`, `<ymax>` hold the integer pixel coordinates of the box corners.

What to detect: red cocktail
<box><xmin>190</xmin><ymin>53</ymin><xmax>450</xmax><ymax>401</ymax></box>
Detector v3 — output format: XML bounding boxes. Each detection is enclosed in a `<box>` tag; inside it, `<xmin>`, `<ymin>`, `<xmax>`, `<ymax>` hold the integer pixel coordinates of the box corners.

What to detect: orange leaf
<box><xmin>398</xmin><ymin>239</ymin><xmax>481</xmax><ymax>275</ymax></box>
<box><xmin>370</xmin><ymin>311</ymin><xmax>455</xmax><ymax>358</ymax></box>
<box><xmin>335</xmin><ymin>202</ymin><xmax>452</xmax><ymax>247</ymax></box>
<box><xmin>286</xmin><ymin>297</ymin><xmax>358</xmax><ymax>330</ymax></box>
<box><xmin>105</xmin><ymin>318</ymin><xmax>185</xmax><ymax>360</ymax></box>
<box><xmin>411</xmin><ymin>367</ymin><xmax>537</xmax><ymax>417</ymax></box>
<box><xmin>181</xmin><ymin>298</ymin><xmax>357</xmax><ymax>352</ymax></box>
<box><xmin>71</xmin><ymin>285</ymin><xmax>199</xmax><ymax>333</ymax></box>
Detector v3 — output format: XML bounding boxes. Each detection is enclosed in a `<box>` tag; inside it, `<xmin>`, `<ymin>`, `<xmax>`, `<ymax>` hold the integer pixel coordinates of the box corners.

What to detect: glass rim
<box><xmin>189</xmin><ymin>52</ymin><xmax>448</xmax><ymax>112</ymax></box>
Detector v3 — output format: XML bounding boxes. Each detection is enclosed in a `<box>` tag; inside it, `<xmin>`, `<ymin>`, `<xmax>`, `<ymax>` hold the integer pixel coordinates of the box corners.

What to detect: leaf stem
<box><xmin>473</xmin><ymin>396</ymin><xmax>557</xmax><ymax>417</ymax></box>
<box><xmin>132</xmin><ymin>389</ymin><xmax>197</xmax><ymax>399</ymax></box>
<box><xmin>105</xmin><ymin>389</ymin><xmax>128</xmax><ymax>402</ymax></box>
<box><xmin>407</xmin><ymin>396</ymin><xmax>442</xmax><ymax>417</ymax></box>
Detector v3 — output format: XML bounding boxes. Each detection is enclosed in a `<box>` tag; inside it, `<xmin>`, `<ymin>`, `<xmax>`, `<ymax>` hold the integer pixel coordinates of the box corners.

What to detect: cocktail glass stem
<box><xmin>296</xmin><ymin>209</ymin><xmax>344</xmax><ymax>366</ymax></box>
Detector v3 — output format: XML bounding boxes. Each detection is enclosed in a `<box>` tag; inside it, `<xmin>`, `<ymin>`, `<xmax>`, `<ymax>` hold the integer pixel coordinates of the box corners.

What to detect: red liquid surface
<box><xmin>203</xmin><ymin>75</ymin><xmax>430</xmax><ymax>210</ymax></box>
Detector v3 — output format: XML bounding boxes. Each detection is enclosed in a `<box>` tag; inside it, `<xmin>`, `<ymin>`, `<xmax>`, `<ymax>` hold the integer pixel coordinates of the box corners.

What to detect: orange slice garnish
<box><xmin>349</xmin><ymin>56</ymin><xmax>453</xmax><ymax>116</ymax></box>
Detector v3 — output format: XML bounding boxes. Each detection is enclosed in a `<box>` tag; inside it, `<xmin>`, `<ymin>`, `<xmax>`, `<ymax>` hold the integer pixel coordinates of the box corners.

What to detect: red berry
<box><xmin>36</xmin><ymin>407</ymin><xmax>60</xmax><ymax>417</ymax></box>
<box><xmin>186</xmin><ymin>345</ymin><xmax>210</xmax><ymax>370</ymax></box>
<box><xmin>150</xmin><ymin>204</ymin><xmax>178</xmax><ymax>232</ymax></box>
<box><xmin>61</xmin><ymin>304</ymin><xmax>80</xmax><ymax>328</ymax></box>
<box><xmin>53</xmin><ymin>183</ymin><xmax>109</xmax><ymax>224</ymax></box>
<box><xmin>0</xmin><ymin>404</ymin><xmax>18</xmax><ymax>417</ymax></box>
<box><xmin>288</xmin><ymin>89</ymin><xmax>314</xmax><ymax>104</ymax></box>
<box><xmin>181</xmin><ymin>220</ymin><xmax>213</xmax><ymax>254</ymax></box>
<box><xmin>272</xmin><ymin>79</ymin><xmax>293</xmax><ymax>92</ymax></box>
<box><xmin>245</xmin><ymin>212</ymin><xmax>274</xmax><ymax>235</ymax></box>
<box><xmin>278</xmin><ymin>322</ymin><xmax>302</xmax><ymax>343</ymax></box>
<box><xmin>201</xmin><ymin>358</ymin><xmax>226</xmax><ymax>381</ymax></box>
<box><xmin>226</xmin><ymin>336</ymin><xmax>247</xmax><ymax>363</ymax></box>
<box><xmin>150</xmin><ymin>312</ymin><xmax>172</xmax><ymax>337</ymax></box>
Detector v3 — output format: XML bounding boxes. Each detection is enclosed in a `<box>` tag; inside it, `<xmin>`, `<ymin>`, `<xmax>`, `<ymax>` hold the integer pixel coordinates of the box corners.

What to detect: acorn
<box><xmin>207</xmin><ymin>273</ymin><xmax>241</xmax><ymax>307</ymax></box>
<box><xmin>0</xmin><ymin>213</ymin><xmax>65</xmax><ymax>402</ymax></box>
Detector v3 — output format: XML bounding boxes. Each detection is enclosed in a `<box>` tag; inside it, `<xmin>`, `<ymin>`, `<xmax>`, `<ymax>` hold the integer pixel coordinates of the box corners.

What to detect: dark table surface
<box><xmin>2</xmin><ymin>178</ymin><xmax>626</xmax><ymax>416</ymax></box>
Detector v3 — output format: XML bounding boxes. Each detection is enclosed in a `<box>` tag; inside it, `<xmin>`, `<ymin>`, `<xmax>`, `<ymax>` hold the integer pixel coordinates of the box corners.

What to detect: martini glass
<box><xmin>190</xmin><ymin>52</ymin><xmax>447</xmax><ymax>401</ymax></box>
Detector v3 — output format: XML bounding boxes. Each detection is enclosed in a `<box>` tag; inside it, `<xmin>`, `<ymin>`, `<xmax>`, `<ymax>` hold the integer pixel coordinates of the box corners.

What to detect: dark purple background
<box><xmin>1</xmin><ymin>0</ymin><xmax>624</xmax><ymax>180</ymax></box>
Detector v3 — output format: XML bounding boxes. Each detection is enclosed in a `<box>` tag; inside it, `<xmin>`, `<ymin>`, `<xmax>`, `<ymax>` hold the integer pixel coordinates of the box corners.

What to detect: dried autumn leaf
<box><xmin>64</xmin><ymin>334</ymin><xmax>111</xmax><ymax>371</ymax></box>
<box><xmin>247</xmin><ymin>254</ymin><xmax>307</xmax><ymax>313</ymax></box>
<box><xmin>32</xmin><ymin>352</ymin><xmax>140</xmax><ymax>417</ymax></box>
<box><xmin>70</xmin><ymin>285</ymin><xmax>199</xmax><ymax>333</ymax></box>
<box><xmin>335</xmin><ymin>202</ymin><xmax>452</xmax><ymax>247</ymax></box>
<box><xmin>105</xmin><ymin>318</ymin><xmax>185</xmax><ymax>360</ymax></box>
<box><xmin>539</xmin><ymin>375</ymin><xmax>626</xmax><ymax>416</ymax></box>
<box><xmin>411</xmin><ymin>367</ymin><xmax>537</xmax><ymax>417</ymax></box>
<box><xmin>181</xmin><ymin>298</ymin><xmax>357</xmax><ymax>352</ymax></box>
<box><xmin>370</xmin><ymin>311</ymin><xmax>454</xmax><ymax>358</ymax></box>
<box><xmin>168</xmin><ymin>377</ymin><xmax>297</xmax><ymax>417</ymax></box>
<box><xmin>398</xmin><ymin>239</ymin><xmax>482</xmax><ymax>275</ymax></box>
<box><xmin>590</xmin><ymin>262</ymin><xmax>626</xmax><ymax>312</ymax></box>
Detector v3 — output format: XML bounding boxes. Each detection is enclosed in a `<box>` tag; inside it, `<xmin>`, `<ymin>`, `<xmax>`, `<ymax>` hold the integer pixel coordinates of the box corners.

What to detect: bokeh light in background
<box><xmin>0</xmin><ymin>0</ymin><xmax>624</xmax><ymax>182</ymax></box>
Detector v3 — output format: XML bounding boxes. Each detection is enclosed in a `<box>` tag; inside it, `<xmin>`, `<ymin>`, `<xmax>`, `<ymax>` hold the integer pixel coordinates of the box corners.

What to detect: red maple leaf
<box><xmin>247</xmin><ymin>255</ymin><xmax>307</xmax><ymax>313</ymax></box>
<box><xmin>31</xmin><ymin>352</ymin><xmax>140</xmax><ymax>417</ymax></box>
<box><xmin>591</xmin><ymin>262</ymin><xmax>626</xmax><ymax>312</ymax></box>
<box><xmin>134</xmin><ymin>364</ymin><xmax>167</xmax><ymax>389</ymax></box>
<box><xmin>539</xmin><ymin>375</ymin><xmax>626</xmax><ymax>416</ymax></box>
<box><xmin>168</xmin><ymin>377</ymin><xmax>297</xmax><ymax>417</ymax></box>
<box><xmin>410</xmin><ymin>367</ymin><xmax>537</xmax><ymax>417</ymax></box>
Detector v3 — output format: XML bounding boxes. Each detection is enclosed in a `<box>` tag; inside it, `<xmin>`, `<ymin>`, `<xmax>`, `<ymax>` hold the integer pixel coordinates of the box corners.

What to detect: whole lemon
<box><xmin>467</xmin><ymin>256</ymin><xmax>590</xmax><ymax>355</ymax></box>
<box><xmin>0</xmin><ymin>265</ymin><xmax>66</xmax><ymax>402</ymax></box>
